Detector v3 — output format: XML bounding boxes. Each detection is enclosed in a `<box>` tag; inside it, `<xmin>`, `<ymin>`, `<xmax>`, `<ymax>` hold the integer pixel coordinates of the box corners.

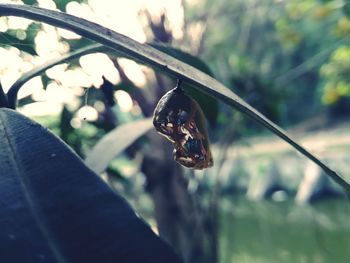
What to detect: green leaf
<box><xmin>22</xmin><ymin>0</ymin><xmax>37</xmax><ymax>5</ymax></box>
<box><xmin>0</xmin><ymin>4</ymin><xmax>349</xmax><ymax>194</ymax></box>
<box><xmin>150</xmin><ymin>43</ymin><xmax>218</xmax><ymax>125</ymax></box>
<box><xmin>54</xmin><ymin>0</ymin><xmax>86</xmax><ymax>12</ymax></box>
<box><xmin>0</xmin><ymin>108</ymin><xmax>181</xmax><ymax>262</ymax></box>
<box><xmin>7</xmin><ymin>43</ymin><xmax>107</xmax><ymax>108</ymax></box>
<box><xmin>66</xmin><ymin>37</ymin><xmax>95</xmax><ymax>50</ymax></box>
<box><xmin>85</xmin><ymin>118</ymin><xmax>153</xmax><ymax>174</ymax></box>
<box><xmin>0</xmin><ymin>31</ymin><xmax>37</xmax><ymax>55</ymax></box>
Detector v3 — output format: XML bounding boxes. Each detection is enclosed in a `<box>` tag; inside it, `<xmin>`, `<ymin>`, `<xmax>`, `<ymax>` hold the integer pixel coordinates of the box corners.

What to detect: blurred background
<box><xmin>1</xmin><ymin>0</ymin><xmax>350</xmax><ymax>262</ymax></box>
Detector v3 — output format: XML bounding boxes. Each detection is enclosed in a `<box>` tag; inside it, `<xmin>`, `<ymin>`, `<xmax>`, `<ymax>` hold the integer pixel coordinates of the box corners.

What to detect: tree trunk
<box><xmin>141</xmin><ymin>132</ymin><xmax>215</xmax><ymax>263</ymax></box>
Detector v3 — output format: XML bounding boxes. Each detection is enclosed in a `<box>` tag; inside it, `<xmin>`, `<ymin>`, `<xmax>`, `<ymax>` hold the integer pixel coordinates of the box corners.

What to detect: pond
<box><xmin>220</xmin><ymin>197</ymin><xmax>350</xmax><ymax>263</ymax></box>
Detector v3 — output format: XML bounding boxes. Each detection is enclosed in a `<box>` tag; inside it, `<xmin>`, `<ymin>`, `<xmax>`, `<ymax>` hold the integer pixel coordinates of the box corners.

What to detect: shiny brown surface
<box><xmin>153</xmin><ymin>88</ymin><xmax>213</xmax><ymax>169</ymax></box>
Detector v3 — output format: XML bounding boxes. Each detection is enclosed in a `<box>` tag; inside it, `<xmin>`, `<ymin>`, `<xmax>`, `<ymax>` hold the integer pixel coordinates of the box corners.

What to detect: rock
<box><xmin>246</xmin><ymin>159</ymin><xmax>281</xmax><ymax>201</ymax></box>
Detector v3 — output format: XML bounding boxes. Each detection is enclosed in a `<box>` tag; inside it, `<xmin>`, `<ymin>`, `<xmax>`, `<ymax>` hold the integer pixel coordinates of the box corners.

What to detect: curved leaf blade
<box><xmin>86</xmin><ymin>118</ymin><xmax>153</xmax><ymax>174</ymax></box>
<box><xmin>7</xmin><ymin>43</ymin><xmax>106</xmax><ymax>108</ymax></box>
<box><xmin>0</xmin><ymin>108</ymin><xmax>181</xmax><ymax>263</ymax></box>
<box><xmin>0</xmin><ymin>4</ymin><xmax>348</xmax><ymax>193</ymax></box>
<box><xmin>149</xmin><ymin>43</ymin><xmax>214</xmax><ymax>77</ymax></box>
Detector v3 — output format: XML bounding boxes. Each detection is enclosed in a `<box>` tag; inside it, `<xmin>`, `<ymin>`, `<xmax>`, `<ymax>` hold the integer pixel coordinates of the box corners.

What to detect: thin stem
<box><xmin>175</xmin><ymin>79</ymin><xmax>183</xmax><ymax>91</ymax></box>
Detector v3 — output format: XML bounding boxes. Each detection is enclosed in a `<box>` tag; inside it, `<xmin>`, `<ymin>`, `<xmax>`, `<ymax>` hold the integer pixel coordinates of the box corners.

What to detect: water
<box><xmin>220</xmin><ymin>197</ymin><xmax>350</xmax><ymax>263</ymax></box>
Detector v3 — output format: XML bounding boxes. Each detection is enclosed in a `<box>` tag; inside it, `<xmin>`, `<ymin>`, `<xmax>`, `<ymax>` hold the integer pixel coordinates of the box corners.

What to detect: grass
<box><xmin>220</xmin><ymin>197</ymin><xmax>350</xmax><ymax>263</ymax></box>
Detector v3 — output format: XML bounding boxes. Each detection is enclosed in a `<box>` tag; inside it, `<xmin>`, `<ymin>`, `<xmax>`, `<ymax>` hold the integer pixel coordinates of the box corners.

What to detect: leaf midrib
<box><xmin>0</xmin><ymin>111</ymin><xmax>67</xmax><ymax>263</ymax></box>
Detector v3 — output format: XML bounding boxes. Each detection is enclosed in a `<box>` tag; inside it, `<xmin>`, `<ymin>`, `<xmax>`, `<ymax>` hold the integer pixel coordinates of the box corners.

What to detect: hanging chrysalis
<box><xmin>153</xmin><ymin>81</ymin><xmax>213</xmax><ymax>169</ymax></box>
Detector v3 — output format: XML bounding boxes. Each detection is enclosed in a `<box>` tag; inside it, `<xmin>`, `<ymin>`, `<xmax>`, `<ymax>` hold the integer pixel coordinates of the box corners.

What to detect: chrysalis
<box><xmin>153</xmin><ymin>82</ymin><xmax>213</xmax><ymax>169</ymax></box>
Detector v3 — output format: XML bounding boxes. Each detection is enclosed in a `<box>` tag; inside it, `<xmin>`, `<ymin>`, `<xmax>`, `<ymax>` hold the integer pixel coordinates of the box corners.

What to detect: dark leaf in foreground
<box><xmin>0</xmin><ymin>108</ymin><xmax>182</xmax><ymax>263</ymax></box>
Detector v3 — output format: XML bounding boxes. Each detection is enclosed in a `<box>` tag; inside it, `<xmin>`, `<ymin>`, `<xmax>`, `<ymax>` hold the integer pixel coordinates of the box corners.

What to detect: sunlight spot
<box><xmin>18</xmin><ymin>76</ymin><xmax>43</xmax><ymax>100</ymax></box>
<box><xmin>186</xmin><ymin>22</ymin><xmax>206</xmax><ymax>52</ymax></box>
<box><xmin>88</xmin><ymin>0</ymin><xmax>146</xmax><ymax>42</ymax></box>
<box><xmin>0</xmin><ymin>48</ymin><xmax>24</xmax><ymax>91</ymax></box>
<box><xmin>131</xmin><ymin>104</ymin><xmax>142</xmax><ymax>116</ymax></box>
<box><xmin>18</xmin><ymin>101</ymin><xmax>62</xmax><ymax>117</ymax></box>
<box><xmin>0</xmin><ymin>47</ymin><xmax>22</xmax><ymax>69</ymax></box>
<box><xmin>45</xmin><ymin>64</ymin><xmax>68</xmax><ymax>80</ymax></box>
<box><xmin>7</xmin><ymin>17</ymin><xmax>32</xmax><ymax>30</ymax></box>
<box><xmin>0</xmin><ymin>0</ymin><xmax>186</xmax><ymax>119</ymax></box>
<box><xmin>35</xmin><ymin>27</ymin><xmax>62</xmax><ymax>58</ymax></box>
<box><xmin>142</xmin><ymin>0</ymin><xmax>184</xmax><ymax>40</ymax></box>
<box><xmin>70</xmin><ymin>117</ymin><xmax>82</xmax><ymax>128</ymax></box>
<box><xmin>46</xmin><ymin>65</ymin><xmax>94</xmax><ymax>89</ymax></box>
<box><xmin>77</xmin><ymin>105</ymin><xmax>98</xmax><ymax>121</ymax></box>
<box><xmin>91</xmin><ymin>76</ymin><xmax>103</xmax><ymax>88</ymax></box>
<box><xmin>60</xmin><ymin>41</ymin><xmax>71</xmax><ymax>53</ymax></box>
<box><xmin>46</xmin><ymin>82</ymin><xmax>77</xmax><ymax>105</ymax></box>
<box><xmin>31</xmin><ymin>86</ymin><xmax>47</xmax><ymax>102</ymax></box>
<box><xmin>0</xmin><ymin>18</ymin><xmax>8</xmax><ymax>32</ymax></box>
<box><xmin>0</xmin><ymin>71</ymin><xmax>20</xmax><ymax>93</ymax></box>
<box><xmin>114</xmin><ymin>90</ymin><xmax>133</xmax><ymax>112</ymax></box>
<box><xmin>66</xmin><ymin>1</ymin><xmax>96</xmax><ymax>22</ymax></box>
<box><xmin>0</xmin><ymin>0</ymin><xmax>20</xmax><ymax>4</ymax></box>
<box><xmin>79</xmin><ymin>53</ymin><xmax>120</xmax><ymax>86</ymax></box>
<box><xmin>59</xmin><ymin>68</ymin><xmax>93</xmax><ymax>88</ymax></box>
<box><xmin>57</xmin><ymin>28</ymin><xmax>81</xmax><ymax>40</ymax></box>
<box><xmin>119</xmin><ymin>163</ymin><xmax>136</xmax><ymax>177</ymax></box>
<box><xmin>71</xmin><ymin>85</ymin><xmax>85</xmax><ymax>97</ymax></box>
<box><xmin>94</xmin><ymin>101</ymin><xmax>105</xmax><ymax>112</ymax></box>
<box><xmin>162</xmin><ymin>0</ymin><xmax>184</xmax><ymax>40</ymax></box>
<box><xmin>118</xmin><ymin>58</ymin><xmax>146</xmax><ymax>87</ymax></box>
<box><xmin>37</xmin><ymin>0</ymin><xmax>57</xmax><ymax>10</ymax></box>
<box><xmin>148</xmin><ymin>219</ymin><xmax>159</xmax><ymax>235</ymax></box>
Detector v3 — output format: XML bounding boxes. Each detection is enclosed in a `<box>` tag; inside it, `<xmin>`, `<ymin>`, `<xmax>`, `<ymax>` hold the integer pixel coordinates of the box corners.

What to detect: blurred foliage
<box><xmin>185</xmin><ymin>0</ymin><xmax>350</xmax><ymax>125</ymax></box>
<box><xmin>22</xmin><ymin>0</ymin><xmax>87</xmax><ymax>11</ymax></box>
<box><xmin>0</xmin><ymin>23</ymin><xmax>41</xmax><ymax>55</ymax></box>
<box><xmin>320</xmin><ymin>44</ymin><xmax>350</xmax><ymax>116</ymax></box>
<box><xmin>0</xmin><ymin>31</ymin><xmax>37</xmax><ymax>55</ymax></box>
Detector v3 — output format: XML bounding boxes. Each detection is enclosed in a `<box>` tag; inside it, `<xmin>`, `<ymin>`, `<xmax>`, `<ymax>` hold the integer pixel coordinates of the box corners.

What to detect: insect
<box><xmin>153</xmin><ymin>81</ymin><xmax>213</xmax><ymax>169</ymax></box>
